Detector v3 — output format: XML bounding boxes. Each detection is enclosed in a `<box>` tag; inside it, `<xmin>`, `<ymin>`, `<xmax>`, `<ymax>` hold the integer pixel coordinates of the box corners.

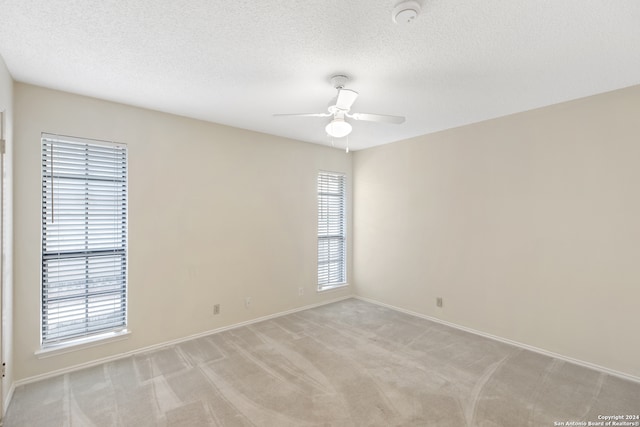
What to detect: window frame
<box><xmin>40</xmin><ymin>133</ymin><xmax>128</xmax><ymax>349</ymax></box>
<box><xmin>317</xmin><ymin>170</ymin><xmax>347</xmax><ymax>291</ymax></box>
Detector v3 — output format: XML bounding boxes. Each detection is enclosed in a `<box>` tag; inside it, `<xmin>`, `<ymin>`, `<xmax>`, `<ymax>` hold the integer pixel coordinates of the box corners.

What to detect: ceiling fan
<box><xmin>274</xmin><ymin>75</ymin><xmax>405</xmax><ymax>139</ymax></box>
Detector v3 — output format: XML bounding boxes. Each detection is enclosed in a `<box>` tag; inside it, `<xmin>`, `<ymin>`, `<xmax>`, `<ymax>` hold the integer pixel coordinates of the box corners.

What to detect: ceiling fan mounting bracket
<box><xmin>330</xmin><ymin>75</ymin><xmax>349</xmax><ymax>89</ymax></box>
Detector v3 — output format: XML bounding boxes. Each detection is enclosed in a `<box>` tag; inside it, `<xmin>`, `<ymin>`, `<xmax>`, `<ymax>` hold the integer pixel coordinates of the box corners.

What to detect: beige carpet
<box><xmin>5</xmin><ymin>298</ymin><xmax>640</xmax><ymax>426</ymax></box>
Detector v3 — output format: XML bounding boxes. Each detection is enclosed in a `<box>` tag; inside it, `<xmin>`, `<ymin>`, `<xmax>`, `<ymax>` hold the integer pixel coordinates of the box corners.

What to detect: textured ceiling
<box><xmin>1</xmin><ymin>0</ymin><xmax>639</xmax><ymax>151</ymax></box>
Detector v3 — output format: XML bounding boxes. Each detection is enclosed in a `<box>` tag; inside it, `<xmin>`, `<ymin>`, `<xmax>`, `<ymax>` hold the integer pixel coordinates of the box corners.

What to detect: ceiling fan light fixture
<box><xmin>325</xmin><ymin>118</ymin><xmax>352</xmax><ymax>138</ymax></box>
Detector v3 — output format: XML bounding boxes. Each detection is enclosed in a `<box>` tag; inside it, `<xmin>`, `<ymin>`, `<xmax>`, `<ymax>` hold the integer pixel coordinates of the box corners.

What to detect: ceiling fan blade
<box><xmin>273</xmin><ymin>113</ymin><xmax>332</xmax><ymax>118</ymax></box>
<box><xmin>335</xmin><ymin>89</ymin><xmax>358</xmax><ymax>111</ymax></box>
<box><xmin>349</xmin><ymin>113</ymin><xmax>405</xmax><ymax>124</ymax></box>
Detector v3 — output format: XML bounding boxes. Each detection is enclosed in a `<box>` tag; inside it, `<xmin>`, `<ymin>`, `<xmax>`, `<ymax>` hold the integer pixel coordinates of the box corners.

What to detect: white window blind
<box><xmin>41</xmin><ymin>134</ymin><xmax>128</xmax><ymax>346</ymax></box>
<box><xmin>317</xmin><ymin>171</ymin><xmax>346</xmax><ymax>289</ymax></box>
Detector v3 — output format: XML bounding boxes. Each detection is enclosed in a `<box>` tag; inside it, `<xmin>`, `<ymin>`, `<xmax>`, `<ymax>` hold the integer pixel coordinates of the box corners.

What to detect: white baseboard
<box><xmin>14</xmin><ymin>293</ymin><xmax>638</xmax><ymax>389</ymax></box>
<box><xmin>355</xmin><ymin>296</ymin><xmax>640</xmax><ymax>384</ymax></box>
<box><xmin>14</xmin><ymin>295</ymin><xmax>353</xmax><ymax>388</ymax></box>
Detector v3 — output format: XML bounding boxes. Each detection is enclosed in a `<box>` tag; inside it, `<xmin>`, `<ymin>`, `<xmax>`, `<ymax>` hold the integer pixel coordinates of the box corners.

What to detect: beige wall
<box><xmin>353</xmin><ymin>85</ymin><xmax>640</xmax><ymax>378</ymax></box>
<box><xmin>13</xmin><ymin>83</ymin><xmax>352</xmax><ymax>381</ymax></box>
<box><xmin>12</xmin><ymin>79</ymin><xmax>640</xmax><ymax>383</ymax></box>
<box><xmin>0</xmin><ymin>55</ymin><xmax>14</xmax><ymax>414</ymax></box>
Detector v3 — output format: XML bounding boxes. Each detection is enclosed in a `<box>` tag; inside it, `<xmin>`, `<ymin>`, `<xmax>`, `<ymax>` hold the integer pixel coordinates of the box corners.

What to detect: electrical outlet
<box><xmin>213</xmin><ymin>304</ymin><xmax>220</xmax><ymax>315</ymax></box>
<box><xmin>245</xmin><ymin>297</ymin><xmax>251</xmax><ymax>308</ymax></box>
<box><xmin>436</xmin><ymin>297</ymin><xmax>443</xmax><ymax>308</ymax></box>
<box><xmin>298</xmin><ymin>287</ymin><xmax>304</xmax><ymax>296</ymax></box>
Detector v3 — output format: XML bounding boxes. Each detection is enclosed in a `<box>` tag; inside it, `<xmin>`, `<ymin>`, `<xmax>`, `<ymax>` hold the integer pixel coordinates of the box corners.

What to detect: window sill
<box><xmin>35</xmin><ymin>329</ymin><xmax>131</xmax><ymax>359</ymax></box>
<box><xmin>317</xmin><ymin>283</ymin><xmax>349</xmax><ymax>293</ymax></box>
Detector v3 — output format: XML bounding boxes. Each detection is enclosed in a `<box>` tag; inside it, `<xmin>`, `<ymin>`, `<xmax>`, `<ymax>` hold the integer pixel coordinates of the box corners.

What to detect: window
<box><xmin>41</xmin><ymin>134</ymin><xmax>127</xmax><ymax>346</ymax></box>
<box><xmin>317</xmin><ymin>171</ymin><xmax>346</xmax><ymax>290</ymax></box>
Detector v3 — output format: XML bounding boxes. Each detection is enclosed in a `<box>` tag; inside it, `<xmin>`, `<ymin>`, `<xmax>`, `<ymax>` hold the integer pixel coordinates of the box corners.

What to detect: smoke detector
<box><xmin>392</xmin><ymin>1</ymin><xmax>421</xmax><ymax>25</ymax></box>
